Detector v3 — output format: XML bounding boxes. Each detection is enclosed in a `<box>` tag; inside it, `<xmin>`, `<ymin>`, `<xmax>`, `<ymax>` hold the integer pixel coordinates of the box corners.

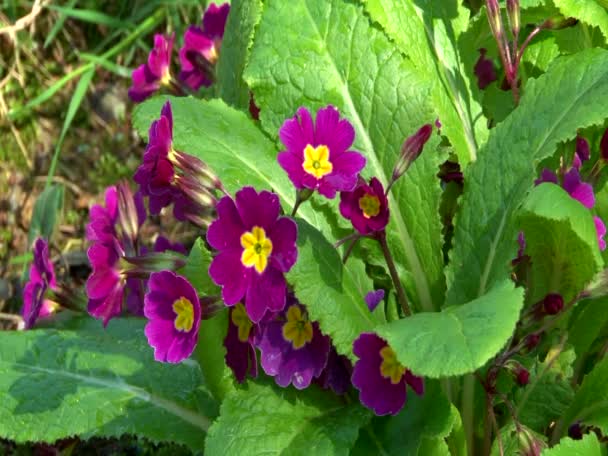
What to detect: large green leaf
<box><xmin>287</xmin><ymin>219</ymin><xmax>385</xmax><ymax>359</ymax></box>
<box><xmin>0</xmin><ymin>319</ymin><xmax>215</xmax><ymax>449</ymax></box>
<box><xmin>352</xmin><ymin>381</ymin><xmax>458</xmax><ymax>456</ymax></box>
<box><xmin>446</xmin><ymin>49</ymin><xmax>608</xmax><ymax>306</ymax></box>
<box><xmin>542</xmin><ymin>434</ymin><xmax>603</xmax><ymax>456</ymax></box>
<box><xmin>569</xmin><ymin>296</ymin><xmax>608</xmax><ymax>357</ymax></box>
<box><xmin>517</xmin><ymin>183</ymin><xmax>603</xmax><ymax>303</ymax></box>
<box><xmin>244</xmin><ymin>0</ymin><xmax>445</xmax><ymax>312</ymax></box>
<box><xmin>363</xmin><ymin>0</ymin><xmax>487</xmax><ymax>166</ymax></box>
<box><xmin>205</xmin><ymin>381</ymin><xmax>369</xmax><ymax>456</ymax></box>
<box><xmin>559</xmin><ymin>356</ymin><xmax>608</xmax><ymax>437</ymax></box>
<box><xmin>216</xmin><ymin>0</ymin><xmax>263</xmax><ymax>109</ymax></box>
<box><xmin>553</xmin><ymin>0</ymin><xmax>608</xmax><ymax>42</ymax></box>
<box><xmin>133</xmin><ymin>96</ymin><xmax>330</xmax><ymax>232</ymax></box>
<box><xmin>376</xmin><ymin>280</ymin><xmax>524</xmax><ymax>377</ymax></box>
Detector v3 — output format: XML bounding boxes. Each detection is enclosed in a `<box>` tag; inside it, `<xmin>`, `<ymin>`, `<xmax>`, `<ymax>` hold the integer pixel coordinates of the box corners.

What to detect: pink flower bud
<box><xmin>391</xmin><ymin>124</ymin><xmax>433</xmax><ymax>184</ymax></box>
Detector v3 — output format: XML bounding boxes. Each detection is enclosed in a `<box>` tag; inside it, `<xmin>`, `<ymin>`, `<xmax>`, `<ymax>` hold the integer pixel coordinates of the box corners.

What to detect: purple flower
<box><xmin>573</xmin><ymin>136</ymin><xmax>590</xmax><ymax>169</ymax></box>
<box><xmin>392</xmin><ymin>124</ymin><xmax>433</xmax><ymax>185</ymax></box>
<box><xmin>595</xmin><ymin>216</ymin><xmax>606</xmax><ymax>251</ymax></box>
<box><xmin>339</xmin><ymin>177</ymin><xmax>389</xmax><ymax>234</ymax></box>
<box><xmin>144</xmin><ymin>270</ymin><xmax>201</xmax><ymax>363</ymax></box>
<box><xmin>21</xmin><ymin>238</ymin><xmax>57</xmax><ymax>329</ymax></box>
<box><xmin>86</xmin><ymin>184</ymin><xmax>145</xmax><ymax>326</ymax></box>
<box><xmin>278</xmin><ymin>106</ymin><xmax>366</xmax><ymax>199</ymax></box>
<box><xmin>352</xmin><ymin>333</ymin><xmax>424</xmax><ymax>416</ymax></box>
<box><xmin>134</xmin><ymin>101</ymin><xmax>219</xmax><ymax>227</ymax></box>
<box><xmin>316</xmin><ymin>347</ymin><xmax>352</xmax><ymax>395</ymax></box>
<box><xmin>224</xmin><ymin>303</ymin><xmax>258</xmax><ymax>382</ymax></box>
<box><xmin>474</xmin><ymin>48</ymin><xmax>497</xmax><ymax>89</ymax></box>
<box><xmin>207</xmin><ymin>186</ymin><xmax>298</xmax><ymax>322</ymax></box>
<box><xmin>179</xmin><ymin>2</ymin><xmax>230</xmax><ymax>91</ymax></box>
<box><xmin>364</xmin><ymin>289</ymin><xmax>385</xmax><ymax>312</ymax></box>
<box><xmin>254</xmin><ymin>300</ymin><xmax>330</xmax><ymax>389</ymax></box>
<box><xmin>128</xmin><ymin>34</ymin><xmax>174</xmax><ymax>102</ymax></box>
<box><xmin>563</xmin><ymin>168</ymin><xmax>595</xmax><ymax>209</ymax></box>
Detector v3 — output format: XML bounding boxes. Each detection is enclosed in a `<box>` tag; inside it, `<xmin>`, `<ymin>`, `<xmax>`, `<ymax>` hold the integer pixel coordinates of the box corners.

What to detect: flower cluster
<box><xmin>128</xmin><ymin>3</ymin><xmax>229</xmax><ymax>102</ymax></box>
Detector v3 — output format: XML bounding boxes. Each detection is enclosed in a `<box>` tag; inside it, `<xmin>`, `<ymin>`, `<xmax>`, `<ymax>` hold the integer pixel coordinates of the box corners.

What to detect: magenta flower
<box><xmin>352</xmin><ymin>333</ymin><xmax>424</xmax><ymax>416</ymax></box>
<box><xmin>21</xmin><ymin>238</ymin><xmax>57</xmax><ymax>329</ymax></box>
<box><xmin>474</xmin><ymin>48</ymin><xmax>497</xmax><ymax>89</ymax></box>
<box><xmin>134</xmin><ymin>101</ymin><xmax>219</xmax><ymax>227</ymax></box>
<box><xmin>573</xmin><ymin>136</ymin><xmax>590</xmax><ymax>169</ymax></box>
<box><xmin>179</xmin><ymin>2</ymin><xmax>230</xmax><ymax>91</ymax></box>
<box><xmin>391</xmin><ymin>124</ymin><xmax>433</xmax><ymax>187</ymax></box>
<box><xmin>224</xmin><ymin>303</ymin><xmax>258</xmax><ymax>383</ymax></box>
<box><xmin>207</xmin><ymin>186</ymin><xmax>298</xmax><ymax>322</ymax></box>
<box><xmin>128</xmin><ymin>34</ymin><xmax>174</xmax><ymax>102</ymax></box>
<box><xmin>339</xmin><ymin>177</ymin><xmax>389</xmax><ymax>234</ymax></box>
<box><xmin>278</xmin><ymin>106</ymin><xmax>366</xmax><ymax>199</ymax></box>
<box><xmin>254</xmin><ymin>300</ymin><xmax>330</xmax><ymax>389</ymax></box>
<box><xmin>316</xmin><ymin>347</ymin><xmax>352</xmax><ymax>395</ymax></box>
<box><xmin>365</xmin><ymin>289</ymin><xmax>385</xmax><ymax>312</ymax></box>
<box><xmin>144</xmin><ymin>271</ymin><xmax>201</xmax><ymax>363</ymax></box>
<box><xmin>595</xmin><ymin>216</ymin><xmax>606</xmax><ymax>251</ymax></box>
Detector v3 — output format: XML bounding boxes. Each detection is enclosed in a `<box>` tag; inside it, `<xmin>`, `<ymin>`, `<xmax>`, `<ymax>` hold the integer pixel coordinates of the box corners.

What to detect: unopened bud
<box><xmin>506</xmin><ymin>0</ymin><xmax>520</xmax><ymax>37</ymax></box>
<box><xmin>543</xmin><ymin>293</ymin><xmax>564</xmax><ymax>315</ymax></box>
<box><xmin>518</xmin><ymin>426</ymin><xmax>545</xmax><ymax>456</ymax></box>
<box><xmin>122</xmin><ymin>251</ymin><xmax>187</xmax><ymax>277</ymax></box>
<box><xmin>542</xmin><ymin>16</ymin><xmax>578</xmax><ymax>30</ymax></box>
<box><xmin>486</xmin><ymin>0</ymin><xmax>504</xmax><ymax>40</ymax></box>
<box><xmin>116</xmin><ymin>182</ymin><xmax>145</xmax><ymax>248</ymax></box>
<box><xmin>392</xmin><ymin>124</ymin><xmax>433</xmax><ymax>184</ymax></box>
<box><xmin>524</xmin><ymin>333</ymin><xmax>541</xmax><ymax>351</ymax></box>
<box><xmin>505</xmin><ymin>360</ymin><xmax>530</xmax><ymax>386</ymax></box>
<box><xmin>176</xmin><ymin>175</ymin><xmax>217</xmax><ymax>209</ymax></box>
<box><xmin>568</xmin><ymin>422</ymin><xmax>584</xmax><ymax>440</ymax></box>
<box><xmin>600</xmin><ymin>128</ymin><xmax>608</xmax><ymax>161</ymax></box>
<box><xmin>474</xmin><ymin>48</ymin><xmax>497</xmax><ymax>90</ymax></box>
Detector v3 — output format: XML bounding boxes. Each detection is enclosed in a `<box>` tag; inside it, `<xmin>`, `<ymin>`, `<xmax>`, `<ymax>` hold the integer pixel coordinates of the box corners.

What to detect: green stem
<box><xmin>462</xmin><ymin>374</ymin><xmax>476</xmax><ymax>456</ymax></box>
<box><xmin>378</xmin><ymin>232</ymin><xmax>411</xmax><ymax>316</ymax></box>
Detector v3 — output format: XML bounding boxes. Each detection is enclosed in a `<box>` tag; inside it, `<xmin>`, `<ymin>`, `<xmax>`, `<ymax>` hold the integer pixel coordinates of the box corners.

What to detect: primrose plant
<box><xmin>8</xmin><ymin>0</ymin><xmax>608</xmax><ymax>455</ymax></box>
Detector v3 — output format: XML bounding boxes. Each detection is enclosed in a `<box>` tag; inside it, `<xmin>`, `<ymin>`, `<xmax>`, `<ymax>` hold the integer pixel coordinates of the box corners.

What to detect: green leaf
<box><xmin>182</xmin><ymin>237</ymin><xmax>220</xmax><ymax>295</ymax></box>
<box><xmin>553</xmin><ymin>0</ymin><xmax>608</xmax><ymax>42</ymax></box>
<box><xmin>363</xmin><ymin>0</ymin><xmax>487</xmax><ymax>165</ymax></box>
<box><xmin>244</xmin><ymin>0</ymin><xmax>445</xmax><ymax>312</ymax></box>
<box><xmin>217</xmin><ymin>0</ymin><xmax>263</xmax><ymax>109</ymax></box>
<box><xmin>446</xmin><ymin>49</ymin><xmax>608</xmax><ymax>306</ymax></box>
<box><xmin>517</xmin><ymin>183</ymin><xmax>603</xmax><ymax>303</ymax></box>
<box><xmin>0</xmin><ymin>319</ymin><xmax>215</xmax><ymax>449</ymax></box>
<box><xmin>353</xmin><ymin>381</ymin><xmax>457</xmax><ymax>456</ymax></box>
<box><xmin>287</xmin><ymin>219</ymin><xmax>385</xmax><ymax>359</ymax></box>
<box><xmin>205</xmin><ymin>381</ymin><xmax>369</xmax><ymax>455</ymax></box>
<box><xmin>376</xmin><ymin>280</ymin><xmax>524</xmax><ymax>377</ymax></box>
<box><xmin>133</xmin><ymin>96</ymin><xmax>331</xmax><ymax>234</ymax></box>
<box><xmin>28</xmin><ymin>184</ymin><xmax>64</xmax><ymax>245</ymax></box>
<box><xmin>569</xmin><ymin>296</ymin><xmax>608</xmax><ymax>357</ymax></box>
<box><xmin>542</xmin><ymin>434</ymin><xmax>603</xmax><ymax>456</ymax></box>
<box><xmin>560</xmin><ymin>356</ymin><xmax>608</xmax><ymax>436</ymax></box>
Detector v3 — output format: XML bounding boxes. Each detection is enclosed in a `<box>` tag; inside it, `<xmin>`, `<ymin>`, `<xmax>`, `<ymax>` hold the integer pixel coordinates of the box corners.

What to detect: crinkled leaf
<box><xmin>517</xmin><ymin>183</ymin><xmax>603</xmax><ymax>303</ymax></box>
<box><xmin>553</xmin><ymin>0</ymin><xmax>608</xmax><ymax>42</ymax></box>
<box><xmin>182</xmin><ymin>237</ymin><xmax>220</xmax><ymax>295</ymax></box>
<box><xmin>446</xmin><ymin>49</ymin><xmax>608</xmax><ymax>306</ymax></box>
<box><xmin>377</xmin><ymin>280</ymin><xmax>524</xmax><ymax>377</ymax></box>
<box><xmin>216</xmin><ymin>0</ymin><xmax>263</xmax><ymax>109</ymax></box>
<box><xmin>569</xmin><ymin>296</ymin><xmax>608</xmax><ymax>357</ymax></box>
<box><xmin>244</xmin><ymin>0</ymin><xmax>445</xmax><ymax>312</ymax></box>
<box><xmin>287</xmin><ymin>219</ymin><xmax>385</xmax><ymax>360</ymax></box>
<box><xmin>133</xmin><ymin>96</ymin><xmax>330</xmax><ymax>232</ymax></box>
<box><xmin>205</xmin><ymin>381</ymin><xmax>370</xmax><ymax>456</ymax></box>
<box><xmin>0</xmin><ymin>319</ymin><xmax>215</xmax><ymax>449</ymax></box>
<box><xmin>560</xmin><ymin>356</ymin><xmax>608</xmax><ymax>436</ymax></box>
<box><xmin>363</xmin><ymin>0</ymin><xmax>488</xmax><ymax>165</ymax></box>
<box><xmin>542</xmin><ymin>434</ymin><xmax>603</xmax><ymax>456</ymax></box>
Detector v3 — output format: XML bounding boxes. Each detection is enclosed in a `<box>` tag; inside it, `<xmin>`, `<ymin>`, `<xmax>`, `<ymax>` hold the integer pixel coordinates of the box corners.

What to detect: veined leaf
<box><xmin>217</xmin><ymin>0</ymin><xmax>264</xmax><ymax>109</ymax></box>
<box><xmin>244</xmin><ymin>0</ymin><xmax>445</xmax><ymax>312</ymax></box>
<box><xmin>205</xmin><ymin>381</ymin><xmax>369</xmax><ymax>456</ymax></box>
<box><xmin>376</xmin><ymin>280</ymin><xmax>524</xmax><ymax>377</ymax></box>
<box><xmin>542</xmin><ymin>434</ymin><xmax>602</xmax><ymax>456</ymax></box>
<box><xmin>553</xmin><ymin>0</ymin><xmax>608</xmax><ymax>42</ymax></box>
<box><xmin>182</xmin><ymin>237</ymin><xmax>220</xmax><ymax>295</ymax></box>
<box><xmin>363</xmin><ymin>0</ymin><xmax>488</xmax><ymax>165</ymax></box>
<box><xmin>287</xmin><ymin>220</ymin><xmax>385</xmax><ymax>360</ymax></box>
<box><xmin>446</xmin><ymin>49</ymin><xmax>608</xmax><ymax>306</ymax></box>
<box><xmin>517</xmin><ymin>183</ymin><xmax>603</xmax><ymax>303</ymax></box>
<box><xmin>0</xmin><ymin>319</ymin><xmax>215</xmax><ymax>449</ymax></box>
<box><xmin>569</xmin><ymin>296</ymin><xmax>608</xmax><ymax>358</ymax></box>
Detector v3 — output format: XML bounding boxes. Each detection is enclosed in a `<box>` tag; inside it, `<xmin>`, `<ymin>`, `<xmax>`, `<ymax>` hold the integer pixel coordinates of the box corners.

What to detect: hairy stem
<box><xmin>378</xmin><ymin>232</ymin><xmax>411</xmax><ymax>316</ymax></box>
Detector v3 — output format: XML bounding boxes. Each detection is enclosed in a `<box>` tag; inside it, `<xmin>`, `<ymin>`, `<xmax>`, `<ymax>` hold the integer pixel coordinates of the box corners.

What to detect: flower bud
<box><xmin>543</xmin><ymin>293</ymin><xmax>564</xmax><ymax>315</ymax></box>
<box><xmin>505</xmin><ymin>360</ymin><xmax>530</xmax><ymax>386</ymax></box>
<box><xmin>518</xmin><ymin>426</ymin><xmax>545</xmax><ymax>456</ymax></box>
<box><xmin>116</xmin><ymin>182</ymin><xmax>145</xmax><ymax>249</ymax></box>
<box><xmin>524</xmin><ymin>333</ymin><xmax>541</xmax><ymax>351</ymax></box>
<box><xmin>506</xmin><ymin>0</ymin><xmax>520</xmax><ymax>37</ymax></box>
<box><xmin>568</xmin><ymin>422</ymin><xmax>584</xmax><ymax>440</ymax></box>
<box><xmin>542</xmin><ymin>16</ymin><xmax>578</xmax><ymax>30</ymax></box>
<box><xmin>474</xmin><ymin>48</ymin><xmax>497</xmax><ymax>90</ymax></box>
<box><xmin>600</xmin><ymin>128</ymin><xmax>608</xmax><ymax>161</ymax></box>
<box><xmin>391</xmin><ymin>124</ymin><xmax>433</xmax><ymax>184</ymax></box>
<box><xmin>486</xmin><ymin>0</ymin><xmax>504</xmax><ymax>41</ymax></box>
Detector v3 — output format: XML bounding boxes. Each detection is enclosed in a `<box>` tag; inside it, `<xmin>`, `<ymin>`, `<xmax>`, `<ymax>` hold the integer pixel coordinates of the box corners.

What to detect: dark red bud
<box><xmin>474</xmin><ymin>48</ymin><xmax>497</xmax><ymax>90</ymax></box>
<box><xmin>576</xmin><ymin>136</ymin><xmax>590</xmax><ymax>162</ymax></box>
<box><xmin>568</xmin><ymin>422</ymin><xmax>584</xmax><ymax>440</ymax></box>
<box><xmin>543</xmin><ymin>293</ymin><xmax>564</xmax><ymax>315</ymax></box>
<box><xmin>525</xmin><ymin>333</ymin><xmax>541</xmax><ymax>350</ymax></box>
<box><xmin>392</xmin><ymin>124</ymin><xmax>433</xmax><ymax>183</ymax></box>
<box><xmin>249</xmin><ymin>92</ymin><xmax>260</xmax><ymax>120</ymax></box>
<box><xmin>600</xmin><ymin>128</ymin><xmax>608</xmax><ymax>161</ymax></box>
<box><xmin>516</xmin><ymin>367</ymin><xmax>530</xmax><ymax>386</ymax></box>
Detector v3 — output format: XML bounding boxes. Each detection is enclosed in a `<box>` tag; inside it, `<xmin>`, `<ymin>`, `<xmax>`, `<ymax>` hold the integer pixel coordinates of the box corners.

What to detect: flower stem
<box><xmin>377</xmin><ymin>232</ymin><xmax>411</xmax><ymax>316</ymax></box>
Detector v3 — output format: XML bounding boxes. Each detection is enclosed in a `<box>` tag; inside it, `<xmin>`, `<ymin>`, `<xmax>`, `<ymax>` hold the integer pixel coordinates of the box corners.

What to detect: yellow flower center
<box><xmin>380</xmin><ymin>346</ymin><xmax>406</xmax><ymax>384</ymax></box>
<box><xmin>358</xmin><ymin>193</ymin><xmax>381</xmax><ymax>219</ymax></box>
<box><xmin>282</xmin><ymin>305</ymin><xmax>313</xmax><ymax>349</ymax></box>
<box><xmin>232</xmin><ymin>303</ymin><xmax>253</xmax><ymax>342</ymax></box>
<box><xmin>172</xmin><ymin>297</ymin><xmax>195</xmax><ymax>332</ymax></box>
<box><xmin>302</xmin><ymin>144</ymin><xmax>333</xmax><ymax>179</ymax></box>
<box><xmin>240</xmin><ymin>226</ymin><xmax>273</xmax><ymax>274</ymax></box>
